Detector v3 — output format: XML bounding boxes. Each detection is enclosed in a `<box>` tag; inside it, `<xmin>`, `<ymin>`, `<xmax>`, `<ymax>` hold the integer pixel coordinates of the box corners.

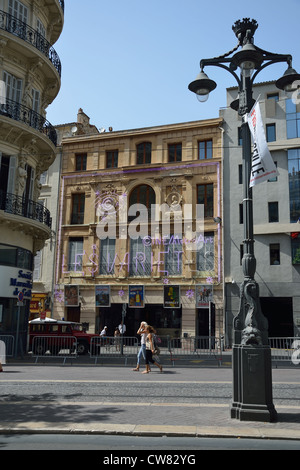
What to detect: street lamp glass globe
<box><xmin>196</xmin><ymin>91</ymin><xmax>209</xmax><ymax>102</ymax></box>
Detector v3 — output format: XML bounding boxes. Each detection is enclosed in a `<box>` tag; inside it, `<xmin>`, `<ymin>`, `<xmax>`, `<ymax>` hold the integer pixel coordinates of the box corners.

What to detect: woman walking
<box><xmin>142</xmin><ymin>325</ymin><xmax>163</xmax><ymax>374</ymax></box>
<box><xmin>132</xmin><ymin>321</ymin><xmax>148</xmax><ymax>371</ymax></box>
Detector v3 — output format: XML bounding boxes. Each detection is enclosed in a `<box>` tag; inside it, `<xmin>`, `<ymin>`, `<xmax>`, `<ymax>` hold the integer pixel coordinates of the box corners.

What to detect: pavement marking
<box><xmin>0</xmin><ymin>401</ymin><xmax>300</xmax><ymax>410</ymax></box>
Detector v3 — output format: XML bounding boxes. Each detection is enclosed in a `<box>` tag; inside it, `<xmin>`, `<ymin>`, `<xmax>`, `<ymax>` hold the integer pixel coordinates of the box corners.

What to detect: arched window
<box><xmin>128</xmin><ymin>184</ymin><xmax>155</xmax><ymax>221</ymax></box>
<box><xmin>137</xmin><ymin>142</ymin><xmax>152</xmax><ymax>164</ymax></box>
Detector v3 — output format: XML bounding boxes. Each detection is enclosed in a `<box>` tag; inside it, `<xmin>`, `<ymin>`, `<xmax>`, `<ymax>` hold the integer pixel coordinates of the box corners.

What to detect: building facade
<box><xmin>0</xmin><ymin>0</ymin><xmax>64</xmax><ymax>352</ymax></box>
<box><xmin>31</xmin><ymin>108</ymin><xmax>99</xmax><ymax>320</ymax></box>
<box><xmin>221</xmin><ymin>81</ymin><xmax>300</xmax><ymax>345</ymax></box>
<box><xmin>53</xmin><ymin>118</ymin><xmax>224</xmax><ymax>340</ymax></box>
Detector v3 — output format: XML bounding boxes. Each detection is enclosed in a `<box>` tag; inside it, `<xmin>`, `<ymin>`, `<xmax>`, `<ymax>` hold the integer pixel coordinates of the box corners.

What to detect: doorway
<box><xmin>260</xmin><ymin>297</ymin><xmax>293</xmax><ymax>337</ymax></box>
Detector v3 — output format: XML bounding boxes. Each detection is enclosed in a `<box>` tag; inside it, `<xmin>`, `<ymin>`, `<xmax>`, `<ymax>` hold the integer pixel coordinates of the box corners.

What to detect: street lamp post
<box><xmin>189</xmin><ymin>18</ymin><xmax>300</xmax><ymax>422</ymax></box>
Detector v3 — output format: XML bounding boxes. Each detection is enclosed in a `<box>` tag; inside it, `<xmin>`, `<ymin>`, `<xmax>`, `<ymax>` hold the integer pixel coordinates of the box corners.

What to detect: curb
<box><xmin>1</xmin><ymin>424</ymin><xmax>300</xmax><ymax>441</ymax></box>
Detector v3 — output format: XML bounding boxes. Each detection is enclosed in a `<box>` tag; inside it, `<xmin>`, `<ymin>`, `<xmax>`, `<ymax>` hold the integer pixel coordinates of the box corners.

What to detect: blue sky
<box><xmin>46</xmin><ymin>0</ymin><xmax>300</xmax><ymax>131</ymax></box>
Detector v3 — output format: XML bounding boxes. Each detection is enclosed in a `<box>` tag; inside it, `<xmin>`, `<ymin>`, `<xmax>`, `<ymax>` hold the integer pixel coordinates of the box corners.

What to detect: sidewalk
<box><xmin>1</xmin><ymin>363</ymin><xmax>300</xmax><ymax>441</ymax></box>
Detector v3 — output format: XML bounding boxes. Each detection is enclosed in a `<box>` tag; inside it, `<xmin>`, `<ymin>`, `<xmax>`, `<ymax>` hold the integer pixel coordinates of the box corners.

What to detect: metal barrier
<box><xmin>30</xmin><ymin>336</ymin><xmax>78</xmax><ymax>364</ymax></box>
<box><xmin>168</xmin><ymin>336</ymin><xmax>223</xmax><ymax>366</ymax></box>
<box><xmin>90</xmin><ymin>336</ymin><xmax>139</xmax><ymax>364</ymax></box>
<box><xmin>269</xmin><ymin>337</ymin><xmax>300</xmax><ymax>366</ymax></box>
<box><xmin>0</xmin><ymin>335</ymin><xmax>15</xmax><ymax>357</ymax></box>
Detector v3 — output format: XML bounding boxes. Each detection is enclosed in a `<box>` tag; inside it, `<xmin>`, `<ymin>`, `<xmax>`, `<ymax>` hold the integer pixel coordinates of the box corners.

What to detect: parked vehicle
<box><xmin>28</xmin><ymin>318</ymin><xmax>98</xmax><ymax>355</ymax></box>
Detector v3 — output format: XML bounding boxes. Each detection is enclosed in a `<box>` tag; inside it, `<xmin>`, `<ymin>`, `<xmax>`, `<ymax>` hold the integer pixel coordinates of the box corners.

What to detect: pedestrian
<box><xmin>100</xmin><ymin>326</ymin><xmax>108</xmax><ymax>337</ymax></box>
<box><xmin>119</xmin><ymin>321</ymin><xmax>126</xmax><ymax>335</ymax></box>
<box><xmin>114</xmin><ymin>327</ymin><xmax>121</xmax><ymax>351</ymax></box>
<box><xmin>132</xmin><ymin>321</ymin><xmax>148</xmax><ymax>371</ymax></box>
<box><xmin>142</xmin><ymin>325</ymin><xmax>163</xmax><ymax>374</ymax></box>
<box><xmin>0</xmin><ymin>340</ymin><xmax>6</xmax><ymax>372</ymax></box>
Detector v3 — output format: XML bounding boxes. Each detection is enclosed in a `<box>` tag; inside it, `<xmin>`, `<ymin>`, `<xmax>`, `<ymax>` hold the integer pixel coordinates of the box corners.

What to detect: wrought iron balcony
<box><xmin>0</xmin><ymin>10</ymin><xmax>61</xmax><ymax>77</ymax></box>
<box><xmin>59</xmin><ymin>0</ymin><xmax>65</xmax><ymax>13</ymax></box>
<box><xmin>0</xmin><ymin>191</ymin><xmax>52</xmax><ymax>229</ymax></box>
<box><xmin>0</xmin><ymin>98</ymin><xmax>57</xmax><ymax>146</ymax></box>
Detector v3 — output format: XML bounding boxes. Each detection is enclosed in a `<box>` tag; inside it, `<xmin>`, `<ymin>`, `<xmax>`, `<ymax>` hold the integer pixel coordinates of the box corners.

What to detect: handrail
<box><xmin>0</xmin><ymin>190</ymin><xmax>52</xmax><ymax>229</ymax></box>
<box><xmin>0</xmin><ymin>10</ymin><xmax>61</xmax><ymax>77</ymax></box>
<box><xmin>0</xmin><ymin>98</ymin><xmax>57</xmax><ymax>146</ymax></box>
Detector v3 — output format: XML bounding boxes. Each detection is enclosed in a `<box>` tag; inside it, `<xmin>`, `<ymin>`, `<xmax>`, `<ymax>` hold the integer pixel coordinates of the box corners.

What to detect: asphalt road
<box><xmin>1</xmin><ymin>364</ymin><xmax>300</xmax><ymax>453</ymax></box>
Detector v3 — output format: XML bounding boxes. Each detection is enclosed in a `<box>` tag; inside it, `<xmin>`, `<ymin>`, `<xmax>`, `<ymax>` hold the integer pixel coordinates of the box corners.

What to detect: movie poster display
<box><xmin>64</xmin><ymin>285</ymin><xmax>79</xmax><ymax>307</ymax></box>
<box><xmin>95</xmin><ymin>285</ymin><xmax>110</xmax><ymax>307</ymax></box>
<box><xmin>196</xmin><ymin>284</ymin><xmax>213</xmax><ymax>308</ymax></box>
<box><xmin>128</xmin><ymin>285</ymin><xmax>144</xmax><ymax>308</ymax></box>
<box><xmin>163</xmin><ymin>285</ymin><xmax>180</xmax><ymax>308</ymax></box>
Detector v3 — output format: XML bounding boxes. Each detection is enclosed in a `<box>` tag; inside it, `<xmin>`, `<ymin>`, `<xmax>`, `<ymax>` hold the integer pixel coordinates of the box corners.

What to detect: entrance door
<box><xmin>197</xmin><ymin>303</ymin><xmax>215</xmax><ymax>336</ymax></box>
<box><xmin>66</xmin><ymin>306</ymin><xmax>80</xmax><ymax>323</ymax></box>
<box><xmin>260</xmin><ymin>297</ymin><xmax>293</xmax><ymax>337</ymax></box>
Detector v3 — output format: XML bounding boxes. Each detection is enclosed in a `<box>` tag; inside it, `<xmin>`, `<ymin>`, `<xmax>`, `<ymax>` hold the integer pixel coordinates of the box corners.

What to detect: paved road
<box><xmin>1</xmin><ymin>364</ymin><xmax>300</xmax><ymax>446</ymax></box>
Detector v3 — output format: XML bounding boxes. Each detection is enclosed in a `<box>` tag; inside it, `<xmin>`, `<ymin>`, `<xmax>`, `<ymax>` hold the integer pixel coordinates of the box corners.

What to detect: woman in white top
<box><xmin>132</xmin><ymin>321</ymin><xmax>148</xmax><ymax>371</ymax></box>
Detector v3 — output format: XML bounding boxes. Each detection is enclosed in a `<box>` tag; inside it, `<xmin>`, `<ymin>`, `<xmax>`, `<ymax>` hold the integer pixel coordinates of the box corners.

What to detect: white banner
<box><xmin>247</xmin><ymin>101</ymin><xmax>279</xmax><ymax>187</ymax></box>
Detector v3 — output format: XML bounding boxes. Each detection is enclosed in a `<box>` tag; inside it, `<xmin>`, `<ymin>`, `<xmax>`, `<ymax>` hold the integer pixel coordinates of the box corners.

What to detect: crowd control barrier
<box><xmin>90</xmin><ymin>336</ymin><xmax>139</xmax><ymax>364</ymax></box>
<box><xmin>31</xmin><ymin>335</ymin><xmax>78</xmax><ymax>364</ymax></box>
<box><xmin>0</xmin><ymin>335</ymin><xmax>15</xmax><ymax>357</ymax></box>
<box><xmin>269</xmin><ymin>337</ymin><xmax>300</xmax><ymax>366</ymax></box>
<box><xmin>168</xmin><ymin>336</ymin><xmax>223</xmax><ymax>366</ymax></box>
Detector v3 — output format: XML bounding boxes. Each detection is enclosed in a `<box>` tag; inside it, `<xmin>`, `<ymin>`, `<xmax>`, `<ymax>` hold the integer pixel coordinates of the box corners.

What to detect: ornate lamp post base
<box><xmin>231</xmin><ymin>344</ymin><xmax>277</xmax><ymax>422</ymax></box>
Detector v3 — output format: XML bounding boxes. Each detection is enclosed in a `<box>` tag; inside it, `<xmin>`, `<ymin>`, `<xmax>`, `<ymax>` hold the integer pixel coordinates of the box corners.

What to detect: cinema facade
<box><xmin>53</xmin><ymin>118</ymin><xmax>224</xmax><ymax>339</ymax></box>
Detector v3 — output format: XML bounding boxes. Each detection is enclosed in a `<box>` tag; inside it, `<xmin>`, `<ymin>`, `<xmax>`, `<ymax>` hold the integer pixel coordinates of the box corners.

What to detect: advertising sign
<box><xmin>196</xmin><ymin>284</ymin><xmax>213</xmax><ymax>308</ymax></box>
<box><xmin>128</xmin><ymin>285</ymin><xmax>144</xmax><ymax>308</ymax></box>
<box><xmin>163</xmin><ymin>285</ymin><xmax>180</xmax><ymax>308</ymax></box>
<box><xmin>95</xmin><ymin>285</ymin><xmax>110</xmax><ymax>307</ymax></box>
<box><xmin>64</xmin><ymin>285</ymin><xmax>79</xmax><ymax>307</ymax></box>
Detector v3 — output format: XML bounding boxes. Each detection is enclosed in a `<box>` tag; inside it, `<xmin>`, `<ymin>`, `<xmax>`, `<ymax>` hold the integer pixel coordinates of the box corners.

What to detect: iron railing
<box><xmin>0</xmin><ymin>10</ymin><xmax>61</xmax><ymax>77</ymax></box>
<box><xmin>0</xmin><ymin>98</ymin><xmax>57</xmax><ymax>146</ymax></box>
<box><xmin>0</xmin><ymin>191</ymin><xmax>52</xmax><ymax>229</ymax></box>
<box><xmin>58</xmin><ymin>0</ymin><xmax>65</xmax><ymax>13</ymax></box>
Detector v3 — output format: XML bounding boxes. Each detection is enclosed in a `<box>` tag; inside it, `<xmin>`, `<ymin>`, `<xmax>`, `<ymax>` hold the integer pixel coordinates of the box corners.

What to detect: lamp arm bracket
<box><xmin>200</xmin><ymin>59</ymin><xmax>241</xmax><ymax>87</ymax></box>
<box><xmin>251</xmin><ymin>55</ymin><xmax>293</xmax><ymax>84</ymax></box>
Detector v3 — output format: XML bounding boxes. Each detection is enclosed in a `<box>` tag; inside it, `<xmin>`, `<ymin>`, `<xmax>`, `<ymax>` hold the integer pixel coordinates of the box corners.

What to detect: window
<box><xmin>199</xmin><ymin>140</ymin><xmax>212</xmax><ymax>160</ymax></box>
<box><xmin>266</xmin><ymin>124</ymin><xmax>276</xmax><ymax>142</ymax></box>
<box><xmin>129</xmin><ymin>237</ymin><xmax>152</xmax><ymax>276</ymax></box>
<box><xmin>238</xmin><ymin>164</ymin><xmax>242</xmax><ymax>184</ymax></box>
<box><xmin>238</xmin><ymin>127</ymin><xmax>243</xmax><ymax>146</ymax></box>
<box><xmin>3</xmin><ymin>71</ymin><xmax>22</xmax><ymax>103</ymax></box>
<box><xmin>196</xmin><ymin>232</ymin><xmax>215</xmax><ymax>273</ymax></box>
<box><xmin>106</xmin><ymin>150</ymin><xmax>118</xmax><ymax>168</ymax></box>
<box><xmin>165</xmin><ymin>236</ymin><xmax>182</xmax><ymax>275</ymax></box>
<box><xmin>75</xmin><ymin>154</ymin><xmax>87</xmax><ymax>171</ymax></box>
<box><xmin>268</xmin><ymin>202</ymin><xmax>279</xmax><ymax>223</ymax></box>
<box><xmin>292</xmin><ymin>234</ymin><xmax>300</xmax><ymax>265</ymax></box>
<box><xmin>39</xmin><ymin>171</ymin><xmax>47</xmax><ymax>185</ymax></box>
<box><xmin>270</xmin><ymin>243</ymin><xmax>280</xmax><ymax>265</ymax></box>
<box><xmin>71</xmin><ymin>193</ymin><xmax>85</xmax><ymax>224</ymax></box>
<box><xmin>99</xmin><ymin>238</ymin><xmax>116</xmax><ymax>275</ymax></box>
<box><xmin>129</xmin><ymin>184</ymin><xmax>155</xmax><ymax>221</ymax></box>
<box><xmin>9</xmin><ymin>0</ymin><xmax>28</xmax><ymax>23</ymax></box>
<box><xmin>239</xmin><ymin>204</ymin><xmax>243</xmax><ymax>224</ymax></box>
<box><xmin>33</xmin><ymin>250</ymin><xmax>42</xmax><ymax>281</ymax></box>
<box><xmin>288</xmin><ymin>148</ymin><xmax>300</xmax><ymax>222</ymax></box>
<box><xmin>197</xmin><ymin>184</ymin><xmax>213</xmax><ymax>218</ymax></box>
<box><xmin>137</xmin><ymin>142</ymin><xmax>151</xmax><ymax>164</ymax></box>
<box><xmin>267</xmin><ymin>93</ymin><xmax>279</xmax><ymax>101</ymax></box>
<box><xmin>286</xmin><ymin>99</ymin><xmax>300</xmax><ymax>139</ymax></box>
<box><xmin>268</xmin><ymin>161</ymin><xmax>277</xmax><ymax>182</ymax></box>
<box><xmin>168</xmin><ymin>143</ymin><xmax>182</xmax><ymax>162</ymax></box>
<box><xmin>68</xmin><ymin>238</ymin><xmax>84</xmax><ymax>271</ymax></box>
<box><xmin>0</xmin><ymin>244</ymin><xmax>32</xmax><ymax>269</ymax></box>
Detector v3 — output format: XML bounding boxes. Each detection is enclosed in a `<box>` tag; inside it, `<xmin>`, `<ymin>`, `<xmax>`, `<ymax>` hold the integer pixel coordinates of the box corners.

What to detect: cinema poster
<box><xmin>163</xmin><ymin>285</ymin><xmax>180</xmax><ymax>308</ymax></box>
<box><xmin>95</xmin><ymin>285</ymin><xmax>110</xmax><ymax>307</ymax></box>
<box><xmin>196</xmin><ymin>284</ymin><xmax>213</xmax><ymax>308</ymax></box>
<box><xmin>128</xmin><ymin>285</ymin><xmax>144</xmax><ymax>308</ymax></box>
<box><xmin>64</xmin><ymin>285</ymin><xmax>79</xmax><ymax>307</ymax></box>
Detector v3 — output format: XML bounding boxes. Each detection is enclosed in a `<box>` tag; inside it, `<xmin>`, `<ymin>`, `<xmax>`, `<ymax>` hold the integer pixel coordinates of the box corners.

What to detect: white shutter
<box><xmin>7</xmin><ymin>156</ymin><xmax>16</xmax><ymax>194</ymax></box>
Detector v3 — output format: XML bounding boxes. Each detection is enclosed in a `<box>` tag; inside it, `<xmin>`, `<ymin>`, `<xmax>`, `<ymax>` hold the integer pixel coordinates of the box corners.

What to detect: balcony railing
<box><xmin>59</xmin><ymin>0</ymin><xmax>65</xmax><ymax>13</ymax></box>
<box><xmin>0</xmin><ymin>191</ymin><xmax>52</xmax><ymax>229</ymax></box>
<box><xmin>0</xmin><ymin>99</ymin><xmax>57</xmax><ymax>146</ymax></box>
<box><xmin>0</xmin><ymin>10</ymin><xmax>61</xmax><ymax>77</ymax></box>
